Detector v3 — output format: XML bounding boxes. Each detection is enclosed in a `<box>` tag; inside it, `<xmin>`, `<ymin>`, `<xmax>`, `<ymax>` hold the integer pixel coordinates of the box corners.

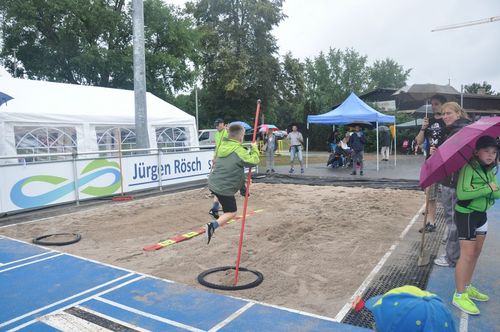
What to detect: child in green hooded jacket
<box><xmin>205</xmin><ymin>123</ymin><xmax>260</xmax><ymax>244</ymax></box>
<box><xmin>452</xmin><ymin>135</ymin><xmax>500</xmax><ymax>315</ymax></box>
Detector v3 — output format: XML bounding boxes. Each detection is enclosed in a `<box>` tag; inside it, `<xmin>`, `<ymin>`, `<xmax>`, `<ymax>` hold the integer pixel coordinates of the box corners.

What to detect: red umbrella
<box><xmin>258</xmin><ymin>124</ymin><xmax>279</xmax><ymax>132</ymax></box>
<box><xmin>419</xmin><ymin>117</ymin><xmax>500</xmax><ymax>189</ymax></box>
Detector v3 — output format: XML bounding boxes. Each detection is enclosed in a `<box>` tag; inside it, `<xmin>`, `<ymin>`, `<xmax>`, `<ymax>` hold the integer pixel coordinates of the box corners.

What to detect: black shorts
<box><xmin>455</xmin><ymin>210</ymin><xmax>488</xmax><ymax>241</ymax></box>
<box><xmin>212</xmin><ymin>191</ymin><xmax>237</xmax><ymax>213</ymax></box>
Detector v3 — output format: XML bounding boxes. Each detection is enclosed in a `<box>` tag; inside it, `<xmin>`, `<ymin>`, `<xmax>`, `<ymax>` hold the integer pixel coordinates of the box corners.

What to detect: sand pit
<box><xmin>0</xmin><ymin>183</ymin><xmax>423</xmax><ymax>318</ymax></box>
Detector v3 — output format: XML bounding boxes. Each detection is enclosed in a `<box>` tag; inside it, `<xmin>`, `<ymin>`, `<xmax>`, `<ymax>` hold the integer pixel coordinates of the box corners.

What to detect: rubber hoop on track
<box><xmin>33</xmin><ymin>233</ymin><xmax>81</xmax><ymax>246</ymax></box>
<box><xmin>197</xmin><ymin>266</ymin><xmax>263</xmax><ymax>291</ymax></box>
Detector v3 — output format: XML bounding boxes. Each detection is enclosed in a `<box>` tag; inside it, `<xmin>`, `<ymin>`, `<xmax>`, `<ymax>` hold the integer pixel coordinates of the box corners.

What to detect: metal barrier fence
<box><xmin>0</xmin><ymin>145</ymin><xmax>215</xmax><ymax>214</ymax></box>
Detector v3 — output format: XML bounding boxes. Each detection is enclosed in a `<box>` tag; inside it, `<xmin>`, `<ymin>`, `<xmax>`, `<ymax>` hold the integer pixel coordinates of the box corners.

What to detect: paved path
<box><xmin>272</xmin><ymin>152</ymin><xmax>424</xmax><ymax>180</ymax></box>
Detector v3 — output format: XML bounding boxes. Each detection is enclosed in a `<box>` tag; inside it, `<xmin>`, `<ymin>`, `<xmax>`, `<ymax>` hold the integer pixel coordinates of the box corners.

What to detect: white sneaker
<box><xmin>434</xmin><ymin>256</ymin><xmax>450</xmax><ymax>267</ymax></box>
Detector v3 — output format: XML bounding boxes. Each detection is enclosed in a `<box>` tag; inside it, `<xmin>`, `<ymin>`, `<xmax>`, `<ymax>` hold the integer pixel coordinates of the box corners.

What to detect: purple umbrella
<box><xmin>419</xmin><ymin>117</ymin><xmax>500</xmax><ymax>189</ymax></box>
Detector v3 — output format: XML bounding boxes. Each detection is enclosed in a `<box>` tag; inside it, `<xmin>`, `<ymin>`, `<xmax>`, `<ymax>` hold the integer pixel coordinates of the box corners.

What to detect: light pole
<box><xmin>132</xmin><ymin>0</ymin><xmax>150</xmax><ymax>150</ymax></box>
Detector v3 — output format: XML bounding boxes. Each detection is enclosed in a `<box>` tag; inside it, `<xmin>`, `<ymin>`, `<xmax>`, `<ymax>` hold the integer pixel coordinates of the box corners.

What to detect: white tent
<box><xmin>0</xmin><ymin>77</ymin><xmax>197</xmax><ymax>158</ymax></box>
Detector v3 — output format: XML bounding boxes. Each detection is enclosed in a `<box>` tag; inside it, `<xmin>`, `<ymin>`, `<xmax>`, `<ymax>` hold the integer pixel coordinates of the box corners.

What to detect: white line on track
<box><xmin>209</xmin><ymin>302</ymin><xmax>255</xmax><ymax>332</ymax></box>
<box><xmin>74</xmin><ymin>305</ymin><xmax>151</xmax><ymax>332</ymax></box>
<box><xmin>0</xmin><ymin>253</ymin><xmax>62</xmax><ymax>274</ymax></box>
<box><xmin>1</xmin><ymin>273</ymin><xmax>139</xmax><ymax>330</ymax></box>
<box><xmin>0</xmin><ymin>251</ymin><xmax>54</xmax><ymax>267</ymax></box>
<box><xmin>95</xmin><ymin>296</ymin><xmax>204</xmax><ymax>332</ymax></box>
<box><xmin>38</xmin><ymin>311</ymin><xmax>114</xmax><ymax>332</ymax></box>
<box><xmin>334</xmin><ymin>203</ymin><xmax>425</xmax><ymax>322</ymax></box>
<box><xmin>459</xmin><ymin>311</ymin><xmax>468</xmax><ymax>332</ymax></box>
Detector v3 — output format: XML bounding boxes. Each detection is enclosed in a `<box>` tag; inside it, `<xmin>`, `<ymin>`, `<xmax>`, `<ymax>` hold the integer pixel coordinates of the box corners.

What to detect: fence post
<box><xmin>72</xmin><ymin>152</ymin><xmax>80</xmax><ymax>207</ymax></box>
<box><xmin>157</xmin><ymin>148</ymin><xmax>163</xmax><ymax>192</ymax></box>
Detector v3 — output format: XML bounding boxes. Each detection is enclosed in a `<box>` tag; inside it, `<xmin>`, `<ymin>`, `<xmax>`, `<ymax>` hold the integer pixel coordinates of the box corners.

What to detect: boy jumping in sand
<box><xmin>205</xmin><ymin>123</ymin><xmax>260</xmax><ymax>244</ymax></box>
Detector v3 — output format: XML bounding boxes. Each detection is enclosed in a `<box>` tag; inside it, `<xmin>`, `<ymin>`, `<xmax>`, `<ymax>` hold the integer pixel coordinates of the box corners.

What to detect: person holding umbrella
<box><xmin>452</xmin><ymin>135</ymin><xmax>500</xmax><ymax>315</ymax></box>
<box><xmin>415</xmin><ymin>94</ymin><xmax>447</xmax><ymax>233</ymax></box>
<box><xmin>432</xmin><ymin>102</ymin><xmax>471</xmax><ymax>268</ymax></box>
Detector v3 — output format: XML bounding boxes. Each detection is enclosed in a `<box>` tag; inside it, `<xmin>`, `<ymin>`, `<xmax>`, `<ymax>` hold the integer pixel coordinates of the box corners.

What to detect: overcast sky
<box><xmin>167</xmin><ymin>0</ymin><xmax>499</xmax><ymax>92</ymax></box>
<box><xmin>273</xmin><ymin>0</ymin><xmax>500</xmax><ymax>92</ymax></box>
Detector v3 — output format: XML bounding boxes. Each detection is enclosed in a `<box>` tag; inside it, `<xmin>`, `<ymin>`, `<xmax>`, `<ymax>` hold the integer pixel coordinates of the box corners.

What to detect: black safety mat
<box><xmin>341</xmin><ymin>207</ymin><xmax>446</xmax><ymax>329</ymax></box>
<box><xmin>252</xmin><ymin>173</ymin><xmax>421</xmax><ymax>190</ymax></box>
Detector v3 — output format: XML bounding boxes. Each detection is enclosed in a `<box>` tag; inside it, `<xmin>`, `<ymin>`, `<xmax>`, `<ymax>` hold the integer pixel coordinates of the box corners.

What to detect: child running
<box><xmin>205</xmin><ymin>123</ymin><xmax>260</xmax><ymax>244</ymax></box>
<box><xmin>452</xmin><ymin>135</ymin><xmax>500</xmax><ymax>315</ymax></box>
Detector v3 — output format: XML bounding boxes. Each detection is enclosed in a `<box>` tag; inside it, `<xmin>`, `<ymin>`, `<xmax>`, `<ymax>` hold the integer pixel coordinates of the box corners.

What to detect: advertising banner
<box><xmin>0</xmin><ymin>150</ymin><xmax>213</xmax><ymax>214</ymax></box>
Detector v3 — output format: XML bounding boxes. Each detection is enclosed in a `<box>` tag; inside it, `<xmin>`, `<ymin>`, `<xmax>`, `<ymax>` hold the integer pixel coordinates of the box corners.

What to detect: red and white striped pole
<box><xmin>234</xmin><ymin>99</ymin><xmax>261</xmax><ymax>286</ymax></box>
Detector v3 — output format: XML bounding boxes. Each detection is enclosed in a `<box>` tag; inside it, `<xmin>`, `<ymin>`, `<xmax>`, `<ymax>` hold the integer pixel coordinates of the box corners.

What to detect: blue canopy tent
<box><xmin>306</xmin><ymin>92</ymin><xmax>397</xmax><ymax>171</ymax></box>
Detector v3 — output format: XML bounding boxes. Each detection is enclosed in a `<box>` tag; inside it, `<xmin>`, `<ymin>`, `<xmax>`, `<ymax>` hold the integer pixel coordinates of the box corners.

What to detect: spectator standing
<box><xmin>415</xmin><ymin>94</ymin><xmax>447</xmax><ymax>233</ymax></box>
<box><xmin>263</xmin><ymin>128</ymin><xmax>278</xmax><ymax>173</ymax></box>
<box><xmin>434</xmin><ymin>102</ymin><xmax>471</xmax><ymax>267</ymax></box>
<box><xmin>348</xmin><ymin>125</ymin><xmax>366</xmax><ymax>176</ymax></box>
<box><xmin>287</xmin><ymin>125</ymin><xmax>304</xmax><ymax>174</ymax></box>
<box><xmin>451</xmin><ymin>135</ymin><xmax>499</xmax><ymax>315</ymax></box>
<box><xmin>380</xmin><ymin>129</ymin><xmax>391</xmax><ymax>161</ymax></box>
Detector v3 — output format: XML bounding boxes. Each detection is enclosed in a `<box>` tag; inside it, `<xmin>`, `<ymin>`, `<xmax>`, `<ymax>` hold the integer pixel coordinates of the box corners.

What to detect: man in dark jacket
<box><xmin>380</xmin><ymin>130</ymin><xmax>391</xmax><ymax>161</ymax></box>
<box><xmin>348</xmin><ymin>125</ymin><xmax>366</xmax><ymax>175</ymax></box>
<box><xmin>415</xmin><ymin>94</ymin><xmax>447</xmax><ymax>233</ymax></box>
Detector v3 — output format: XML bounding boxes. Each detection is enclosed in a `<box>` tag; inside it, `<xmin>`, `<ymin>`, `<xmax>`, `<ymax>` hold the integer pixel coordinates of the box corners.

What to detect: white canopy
<box><xmin>0</xmin><ymin>77</ymin><xmax>197</xmax><ymax>157</ymax></box>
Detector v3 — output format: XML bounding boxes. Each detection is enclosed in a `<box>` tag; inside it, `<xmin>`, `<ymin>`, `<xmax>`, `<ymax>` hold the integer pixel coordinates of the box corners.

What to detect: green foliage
<box><xmin>274</xmin><ymin>52</ymin><xmax>305</xmax><ymax>127</ymax></box>
<box><xmin>464</xmin><ymin>81</ymin><xmax>496</xmax><ymax>95</ymax></box>
<box><xmin>187</xmin><ymin>0</ymin><xmax>284</xmax><ymax>123</ymax></box>
<box><xmin>0</xmin><ymin>0</ymin><xmax>199</xmax><ymax>98</ymax></box>
<box><xmin>1</xmin><ymin>0</ymin><xmax>416</xmax><ymax>147</ymax></box>
<box><xmin>369</xmin><ymin>58</ymin><xmax>411</xmax><ymax>89</ymax></box>
<box><xmin>143</xmin><ymin>0</ymin><xmax>200</xmax><ymax>99</ymax></box>
<box><xmin>303</xmin><ymin>48</ymin><xmax>371</xmax><ymax>150</ymax></box>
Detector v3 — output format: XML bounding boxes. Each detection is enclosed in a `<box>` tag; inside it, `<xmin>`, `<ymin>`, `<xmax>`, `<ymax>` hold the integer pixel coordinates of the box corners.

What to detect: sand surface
<box><xmin>0</xmin><ymin>183</ymin><xmax>424</xmax><ymax>318</ymax></box>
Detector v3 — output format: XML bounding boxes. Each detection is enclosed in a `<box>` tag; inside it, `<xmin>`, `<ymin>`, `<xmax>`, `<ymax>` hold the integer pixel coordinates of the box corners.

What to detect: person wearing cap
<box><xmin>208</xmin><ymin>118</ymin><xmax>229</xmax><ymax>219</ymax></box>
<box><xmin>365</xmin><ymin>285</ymin><xmax>456</xmax><ymax>331</ymax></box>
<box><xmin>451</xmin><ymin>135</ymin><xmax>500</xmax><ymax>315</ymax></box>
<box><xmin>415</xmin><ymin>94</ymin><xmax>446</xmax><ymax>234</ymax></box>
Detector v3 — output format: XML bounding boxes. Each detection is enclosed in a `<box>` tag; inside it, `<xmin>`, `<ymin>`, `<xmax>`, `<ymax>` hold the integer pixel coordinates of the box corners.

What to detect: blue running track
<box><xmin>427</xmin><ymin>203</ymin><xmax>500</xmax><ymax>332</ymax></box>
<box><xmin>0</xmin><ymin>237</ymin><xmax>369</xmax><ymax>331</ymax></box>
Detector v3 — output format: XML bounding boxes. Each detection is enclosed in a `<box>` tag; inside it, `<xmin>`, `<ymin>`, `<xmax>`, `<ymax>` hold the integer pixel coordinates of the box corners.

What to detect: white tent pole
<box><xmin>376</xmin><ymin>121</ymin><xmax>379</xmax><ymax>172</ymax></box>
<box><xmin>394</xmin><ymin>119</ymin><xmax>397</xmax><ymax>166</ymax></box>
<box><xmin>306</xmin><ymin>122</ymin><xmax>309</xmax><ymax>169</ymax></box>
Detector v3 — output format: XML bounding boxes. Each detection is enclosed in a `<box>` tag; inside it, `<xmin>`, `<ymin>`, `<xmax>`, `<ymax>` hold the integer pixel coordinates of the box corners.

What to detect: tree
<box><xmin>464</xmin><ymin>81</ymin><xmax>495</xmax><ymax>95</ymax></box>
<box><xmin>302</xmin><ymin>49</ymin><xmax>408</xmax><ymax>150</ymax></box>
<box><xmin>369</xmin><ymin>58</ymin><xmax>411</xmax><ymax>90</ymax></box>
<box><xmin>0</xmin><ymin>0</ymin><xmax>199</xmax><ymax>98</ymax></box>
<box><xmin>187</xmin><ymin>0</ymin><xmax>284</xmax><ymax>123</ymax></box>
<box><xmin>274</xmin><ymin>52</ymin><xmax>305</xmax><ymax>127</ymax></box>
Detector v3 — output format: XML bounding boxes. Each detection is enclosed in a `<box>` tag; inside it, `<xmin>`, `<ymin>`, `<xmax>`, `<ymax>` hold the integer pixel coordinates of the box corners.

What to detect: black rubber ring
<box><xmin>198</xmin><ymin>266</ymin><xmax>264</xmax><ymax>290</ymax></box>
<box><xmin>33</xmin><ymin>233</ymin><xmax>82</xmax><ymax>246</ymax></box>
